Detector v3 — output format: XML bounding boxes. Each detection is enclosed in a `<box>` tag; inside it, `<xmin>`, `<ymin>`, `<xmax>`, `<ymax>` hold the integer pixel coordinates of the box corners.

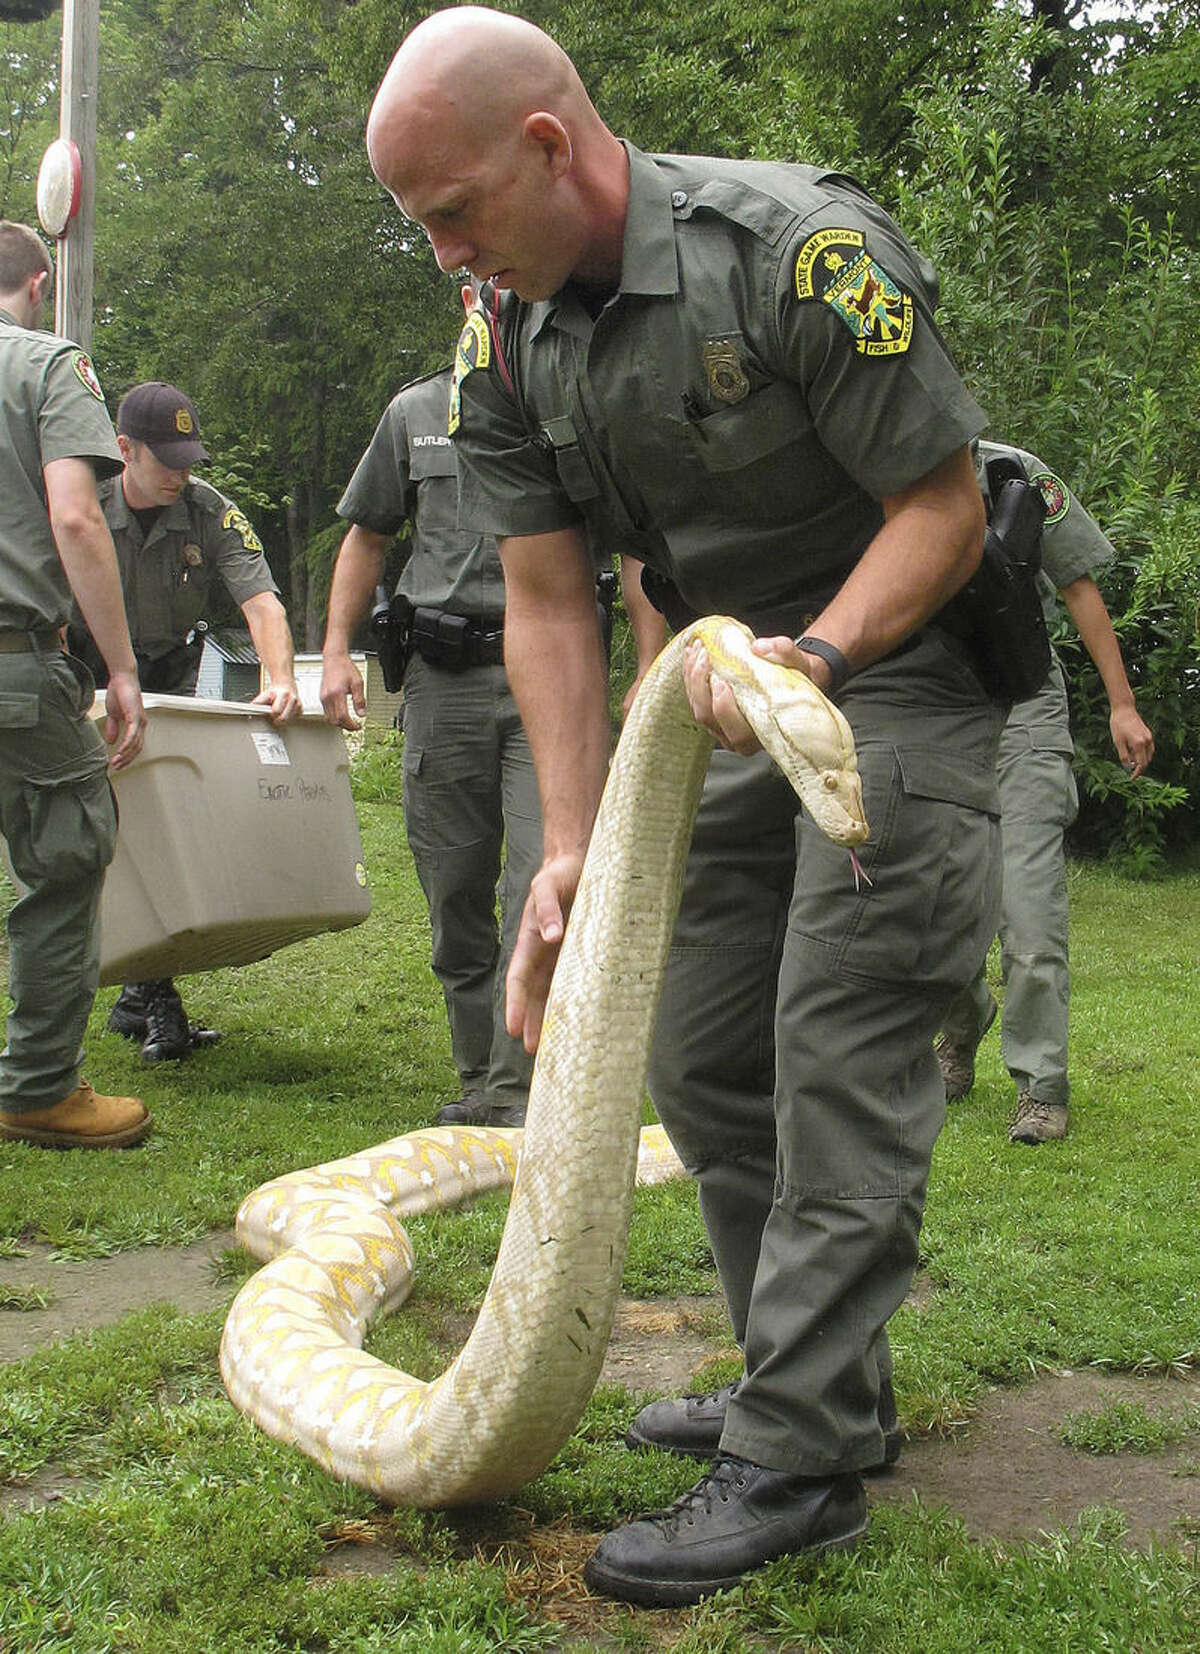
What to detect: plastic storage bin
<box><xmin>95</xmin><ymin>695</ymin><xmax>370</xmax><ymax>984</ymax></box>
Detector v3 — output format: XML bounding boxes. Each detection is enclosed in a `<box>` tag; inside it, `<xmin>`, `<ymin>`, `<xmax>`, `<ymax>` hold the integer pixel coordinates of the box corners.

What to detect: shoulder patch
<box><xmin>794</xmin><ymin>228</ymin><xmax>913</xmax><ymax>357</ymax></box>
<box><xmin>1030</xmin><ymin>469</ymin><xmax>1069</xmax><ymax>525</ymax></box>
<box><xmin>449</xmin><ymin>311</ymin><xmax>492</xmax><ymax>435</ymax></box>
<box><xmin>72</xmin><ymin>351</ymin><xmax>105</xmax><ymax>400</ymax></box>
<box><xmin>222</xmin><ymin>504</ymin><xmax>264</xmax><ymax>554</ymax></box>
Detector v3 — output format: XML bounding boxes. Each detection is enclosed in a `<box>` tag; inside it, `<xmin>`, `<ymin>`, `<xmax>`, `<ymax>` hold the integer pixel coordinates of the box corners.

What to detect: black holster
<box><xmin>370</xmin><ymin>589</ymin><xmax>413</xmax><ymax>692</ymax></box>
<box><xmin>944</xmin><ymin>461</ymin><xmax>1051</xmax><ymax>703</ymax></box>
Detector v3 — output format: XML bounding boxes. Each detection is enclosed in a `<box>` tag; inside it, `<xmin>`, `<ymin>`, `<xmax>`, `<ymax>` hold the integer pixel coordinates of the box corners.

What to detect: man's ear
<box><xmin>523</xmin><ymin>111</ymin><xmax>573</xmax><ymax>176</ymax></box>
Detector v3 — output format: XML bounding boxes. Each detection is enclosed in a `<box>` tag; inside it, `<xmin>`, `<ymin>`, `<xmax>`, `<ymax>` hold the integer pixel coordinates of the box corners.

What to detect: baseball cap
<box><xmin>116</xmin><ymin>381</ymin><xmax>210</xmax><ymax>468</ymax></box>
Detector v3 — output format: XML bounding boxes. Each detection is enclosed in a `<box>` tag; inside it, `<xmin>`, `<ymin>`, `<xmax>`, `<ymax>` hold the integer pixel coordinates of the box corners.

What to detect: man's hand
<box><xmin>505</xmin><ymin>850</ymin><xmax>585</xmax><ymax>1052</ymax></box>
<box><xmin>1111</xmin><ymin>704</ymin><xmax>1154</xmax><ymax>777</ymax></box>
<box><xmin>320</xmin><ymin>652</ymin><xmax>367</xmax><ymax>730</ymax></box>
<box><xmin>252</xmin><ymin>680</ymin><xmax>303</xmax><ymax>723</ymax></box>
<box><xmin>683</xmin><ymin>634</ymin><xmax>829</xmax><ymax>753</ymax></box>
<box><xmin>103</xmin><ymin>670</ymin><xmax>146</xmax><ymax>770</ymax></box>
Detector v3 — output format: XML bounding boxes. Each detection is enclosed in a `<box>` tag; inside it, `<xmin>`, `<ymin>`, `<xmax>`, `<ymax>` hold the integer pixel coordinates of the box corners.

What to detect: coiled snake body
<box><xmin>219</xmin><ymin>617</ymin><xmax>867</xmax><ymax>1508</ymax></box>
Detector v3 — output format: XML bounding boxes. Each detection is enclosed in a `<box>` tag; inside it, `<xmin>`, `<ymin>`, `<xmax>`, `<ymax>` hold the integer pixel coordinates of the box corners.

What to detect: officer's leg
<box><xmin>0</xmin><ymin>655</ymin><xmax>116</xmax><ymax>1109</ymax></box>
<box><xmin>646</xmin><ymin>749</ymin><xmax>796</xmax><ymax>1345</ymax></box>
<box><xmin>722</xmin><ymin>721</ymin><xmax>1002</xmax><ymax>1476</ymax></box>
<box><xmin>486</xmin><ymin>676</ymin><xmax>540</xmax><ymax>1117</ymax></box>
<box><xmin>401</xmin><ymin>657</ymin><xmax>504</xmax><ymax>1094</ymax></box>
<box><xmin>994</xmin><ymin>735</ymin><xmax>1077</xmax><ymax>1109</ymax></box>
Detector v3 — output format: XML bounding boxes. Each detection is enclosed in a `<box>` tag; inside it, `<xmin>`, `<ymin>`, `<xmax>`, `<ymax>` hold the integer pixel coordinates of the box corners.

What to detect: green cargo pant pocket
<box><xmin>17</xmin><ymin>749</ymin><xmax>117</xmax><ymax>885</ymax></box>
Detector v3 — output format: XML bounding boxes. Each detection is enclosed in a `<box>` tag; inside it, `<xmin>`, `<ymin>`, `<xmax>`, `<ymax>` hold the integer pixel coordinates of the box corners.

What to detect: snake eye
<box><xmin>822</xmin><ymin>771</ymin><xmax>839</xmax><ymax>791</ymax></box>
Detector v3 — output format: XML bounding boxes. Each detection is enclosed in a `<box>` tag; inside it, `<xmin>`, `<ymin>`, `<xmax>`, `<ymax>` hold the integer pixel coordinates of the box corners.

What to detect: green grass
<box><xmin>2</xmin><ymin>809</ymin><xmax>1199</xmax><ymax>1651</ymax></box>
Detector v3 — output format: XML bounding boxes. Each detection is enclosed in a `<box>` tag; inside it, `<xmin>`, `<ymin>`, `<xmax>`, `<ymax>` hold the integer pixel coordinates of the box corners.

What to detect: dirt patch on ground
<box><xmin>2</xmin><ymin>1238</ymin><xmax>1197</xmax><ymax>1549</ymax></box>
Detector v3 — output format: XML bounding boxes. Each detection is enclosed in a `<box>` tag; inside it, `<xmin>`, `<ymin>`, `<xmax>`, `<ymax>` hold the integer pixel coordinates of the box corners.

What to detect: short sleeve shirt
<box><xmin>95</xmin><ymin>474</ymin><xmax>278</xmax><ymax>660</ymax></box>
<box><xmin>0</xmin><ymin>309</ymin><xmax>122</xmax><ymax>629</ymax></box>
<box><xmin>454</xmin><ymin>145</ymin><xmax>987</xmax><ymax>625</ymax></box>
<box><xmin>337</xmin><ymin>367</ymin><xmax>507</xmax><ymax>618</ymax></box>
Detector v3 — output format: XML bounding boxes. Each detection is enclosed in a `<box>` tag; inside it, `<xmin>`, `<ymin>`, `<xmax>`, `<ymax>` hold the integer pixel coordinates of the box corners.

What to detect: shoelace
<box><xmin>652</xmin><ymin>1457</ymin><xmax>751</xmax><ymax>1534</ymax></box>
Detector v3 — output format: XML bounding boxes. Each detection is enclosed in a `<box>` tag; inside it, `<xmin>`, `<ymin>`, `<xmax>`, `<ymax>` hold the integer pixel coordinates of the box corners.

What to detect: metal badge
<box><xmin>183</xmin><ymin>543</ymin><xmax>203</xmax><ymax>567</ymax></box>
<box><xmin>701</xmin><ymin>337</ymin><xmax>750</xmax><ymax>405</ymax></box>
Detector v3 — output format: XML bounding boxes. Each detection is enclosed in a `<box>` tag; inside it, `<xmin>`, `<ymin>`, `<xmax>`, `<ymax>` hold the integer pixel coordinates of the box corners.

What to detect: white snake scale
<box><xmin>219</xmin><ymin>617</ymin><xmax>868</xmax><ymax>1508</ymax></box>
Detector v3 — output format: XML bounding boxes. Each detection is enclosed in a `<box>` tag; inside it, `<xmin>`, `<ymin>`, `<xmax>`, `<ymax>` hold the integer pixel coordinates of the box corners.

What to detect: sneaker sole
<box><xmin>583</xmin><ymin>1521</ymin><xmax>867</xmax><ymax>1608</ymax></box>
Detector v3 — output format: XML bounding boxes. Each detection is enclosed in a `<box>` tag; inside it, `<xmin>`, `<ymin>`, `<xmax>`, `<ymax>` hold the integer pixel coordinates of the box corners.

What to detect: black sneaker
<box><xmin>583</xmin><ymin>1456</ymin><xmax>867</xmax><ymax>1607</ymax></box>
<box><xmin>141</xmin><ymin>986</ymin><xmax>192</xmax><ymax>1063</ymax></box>
<box><xmin>626</xmin><ymin>1376</ymin><xmax>902</xmax><ymax>1473</ymax></box>
<box><xmin>434</xmin><ymin>1092</ymin><xmax>526</xmax><ymax>1127</ymax></box>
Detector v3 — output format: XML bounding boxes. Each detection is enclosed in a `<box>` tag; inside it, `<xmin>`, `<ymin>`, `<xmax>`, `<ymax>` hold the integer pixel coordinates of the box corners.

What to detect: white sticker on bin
<box><xmin>251</xmin><ymin>731</ymin><xmax>290</xmax><ymax>766</ymax></box>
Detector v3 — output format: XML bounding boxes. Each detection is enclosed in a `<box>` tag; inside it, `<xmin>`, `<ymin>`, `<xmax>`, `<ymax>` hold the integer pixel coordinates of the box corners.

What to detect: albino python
<box><xmin>219</xmin><ymin>616</ymin><xmax>868</xmax><ymax>1508</ymax></box>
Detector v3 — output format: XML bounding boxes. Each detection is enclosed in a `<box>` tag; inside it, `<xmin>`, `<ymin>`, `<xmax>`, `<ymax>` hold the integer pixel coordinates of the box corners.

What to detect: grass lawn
<box><xmin>1</xmin><ymin>768</ymin><xmax>1198</xmax><ymax>1652</ymax></box>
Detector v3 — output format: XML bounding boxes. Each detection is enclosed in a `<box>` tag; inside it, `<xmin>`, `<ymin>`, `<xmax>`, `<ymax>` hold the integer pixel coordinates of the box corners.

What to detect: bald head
<box><xmin>368</xmin><ymin>8</ymin><xmax>581</xmax><ymax>169</ymax></box>
<box><xmin>367</xmin><ymin>7</ymin><xmax>628</xmax><ymax>300</ymax></box>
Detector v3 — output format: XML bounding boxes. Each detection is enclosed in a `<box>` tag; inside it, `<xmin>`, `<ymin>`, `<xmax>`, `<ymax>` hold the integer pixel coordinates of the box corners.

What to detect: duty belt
<box><xmin>409</xmin><ymin>607</ymin><xmax>505</xmax><ymax>671</ymax></box>
<box><xmin>0</xmin><ymin>629</ymin><xmax>62</xmax><ymax>652</ymax></box>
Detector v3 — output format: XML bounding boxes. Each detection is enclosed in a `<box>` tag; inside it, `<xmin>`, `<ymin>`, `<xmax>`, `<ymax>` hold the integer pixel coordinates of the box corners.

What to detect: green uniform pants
<box><xmin>940</xmin><ymin>660</ymin><xmax>1078</xmax><ymax>1107</ymax></box>
<box><xmin>0</xmin><ymin>645</ymin><xmax>116</xmax><ymax>1110</ymax></box>
<box><xmin>401</xmin><ymin>654</ymin><xmax>540</xmax><ymax>1112</ymax></box>
<box><xmin>647</xmin><ymin>631</ymin><xmax>1003</xmax><ymax>1475</ymax></box>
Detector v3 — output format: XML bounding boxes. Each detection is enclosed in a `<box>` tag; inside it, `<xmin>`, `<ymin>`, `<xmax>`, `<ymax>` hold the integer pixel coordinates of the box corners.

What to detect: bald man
<box><xmin>368</xmin><ymin>9</ymin><xmax>1004</xmax><ymax>1607</ymax></box>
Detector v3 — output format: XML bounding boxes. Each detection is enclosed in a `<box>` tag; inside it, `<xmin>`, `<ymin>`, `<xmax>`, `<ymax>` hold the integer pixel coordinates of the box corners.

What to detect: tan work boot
<box><xmin>1009</xmin><ymin>1091</ymin><xmax>1068</xmax><ymax>1145</ymax></box>
<box><xmin>934</xmin><ymin>995</ymin><xmax>998</xmax><ymax>1100</ymax></box>
<box><xmin>0</xmin><ymin>1081</ymin><xmax>152</xmax><ymax>1149</ymax></box>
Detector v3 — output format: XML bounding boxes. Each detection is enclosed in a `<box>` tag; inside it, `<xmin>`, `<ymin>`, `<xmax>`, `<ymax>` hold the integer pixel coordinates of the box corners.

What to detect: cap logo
<box><xmin>175</xmin><ymin>407</ymin><xmax>194</xmax><ymax>435</ymax></box>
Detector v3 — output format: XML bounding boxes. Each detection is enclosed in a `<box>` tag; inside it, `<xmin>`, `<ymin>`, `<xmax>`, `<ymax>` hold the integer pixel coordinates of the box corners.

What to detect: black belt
<box><xmin>409</xmin><ymin>608</ymin><xmax>504</xmax><ymax>671</ymax></box>
<box><xmin>0</xmin><ymin>629</ymin><xmax>61</xmax><ymax>653</ymax></box>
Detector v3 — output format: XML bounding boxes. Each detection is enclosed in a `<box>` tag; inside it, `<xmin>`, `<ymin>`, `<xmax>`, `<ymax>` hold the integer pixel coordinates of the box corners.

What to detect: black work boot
<box><xmin>583</xmin><ymin>1456</ymin><xmax>867</xmax><ymax>1607</ymax></box>
<box><xmin>107</xmin><ymin>981</ymin><xmax>155</xmax><ymax>1040</ymax></box>
<box><xmin>626</xmin><ymin>1376</ymin><xmax>902</xmax><ymax>1474</ymax></box>
<box><xmin>141</xmin><ymin>982</ymin><xmax>192</xmax><ymax>1063</ymax></box>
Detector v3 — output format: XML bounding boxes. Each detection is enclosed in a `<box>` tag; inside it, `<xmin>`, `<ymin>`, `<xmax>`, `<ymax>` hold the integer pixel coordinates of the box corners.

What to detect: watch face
<box><xmin>37</xmin><ymin>138</ymin><xmax>82</xmax><ymax>238</ymax></box>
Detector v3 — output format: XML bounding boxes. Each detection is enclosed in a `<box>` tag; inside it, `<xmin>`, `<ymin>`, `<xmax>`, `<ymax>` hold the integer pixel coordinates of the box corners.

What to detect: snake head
<box><xmin>692</xmin><ymin>617</ymin><xmax>870</xmax><ymax>849</ymax></box>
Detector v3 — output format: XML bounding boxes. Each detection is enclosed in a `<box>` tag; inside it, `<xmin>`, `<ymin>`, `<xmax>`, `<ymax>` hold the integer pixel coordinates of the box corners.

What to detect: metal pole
<box><xmin>55</xmin><ymin>0</ymin><xmax>99</xmax><ymax>349</ymax></box>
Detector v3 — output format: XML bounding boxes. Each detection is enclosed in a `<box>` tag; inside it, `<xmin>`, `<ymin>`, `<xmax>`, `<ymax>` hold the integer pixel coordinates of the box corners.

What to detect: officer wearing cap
<box><xmin>68</xmin><ymin>380</ymin><xmax>301</xmax><ymax>1063</ymax></box>
<box><xmin>936</xmin><ymin>440</ymin><xmax>1154</xmax><ymax>1144</ymax></box>
<box><xmin>0</xmin><ymin>221</ymin><xmax>150</xmax><ymax>1150</ymax></box>
<box><xmin>368</xmin><ymin>9</ymin><xmax>1004</xmax><ymax>1605</ymax></box>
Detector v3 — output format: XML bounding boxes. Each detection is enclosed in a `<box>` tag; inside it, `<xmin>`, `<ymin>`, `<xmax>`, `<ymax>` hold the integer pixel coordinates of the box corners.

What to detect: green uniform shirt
<box><xmin>0</xmin><ymin>308</ymin><xmax>122</xmax><ymax>630</ymax></box>
<box><xmin>337</xmin><ymin>368</ymin><xmax>507</xmax><ymax>618</ymax></box>
<box><xmin>92</xmin><ymin>473</ymin><xmax>278</xmax><ymax>660</ymax></box>
<box><xmin>454</xmin><ymin>144</ymin><xmax>986</xmax><ymax>624</ymax></box>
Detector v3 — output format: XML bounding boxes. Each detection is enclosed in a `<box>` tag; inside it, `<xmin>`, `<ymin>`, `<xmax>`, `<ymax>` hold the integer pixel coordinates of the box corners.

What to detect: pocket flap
<box><xmin>0</xmin><ymin>692</ymin><xmax>39</xmax><ymax>730</ymax></box>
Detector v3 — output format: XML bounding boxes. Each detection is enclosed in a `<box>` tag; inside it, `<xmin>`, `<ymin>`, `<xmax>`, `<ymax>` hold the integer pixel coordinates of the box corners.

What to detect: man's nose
<box><xmin>428</xmin><ymin>228</ymin><xmax>475</xmax><ymax>274</ymax></box>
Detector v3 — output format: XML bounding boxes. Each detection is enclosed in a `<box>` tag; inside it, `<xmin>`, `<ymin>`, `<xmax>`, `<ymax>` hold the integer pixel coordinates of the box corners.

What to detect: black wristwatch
<box><xmin>794</xmin><ymin>634</ymin><xmax>852</xmax><ymax>695</ymax></box>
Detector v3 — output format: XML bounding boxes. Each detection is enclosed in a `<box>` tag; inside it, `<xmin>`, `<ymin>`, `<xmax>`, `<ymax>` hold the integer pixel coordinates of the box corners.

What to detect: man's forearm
<box><xmin>800</xmin><ymin>445</ymin><xmax>985</xmax><ymax>685</ymax></box>
<box><xmin>242</xmin><ymin>593</ymin><xmax>297</xmax><ymax>687</ymax></box>
<box><xmin>1060</xmin><ymin>576</ymin><xmax>1137</xmax><ymax>711</ymax></box>
<box><xmin>501</xmin><ymin>529</ymin><xmax>612</xmax><ymax>862</ymax></box>
<box><xmin>324</xmin><ymin>526</ymin><xmax>388</xmax><ymax>656</ymax></box>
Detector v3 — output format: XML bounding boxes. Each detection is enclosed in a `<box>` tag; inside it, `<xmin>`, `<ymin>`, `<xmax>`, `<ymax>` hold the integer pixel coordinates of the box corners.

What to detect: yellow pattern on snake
<box><xmin>219</xmin><ymin>617</ymin><xmax>868</xmax><ymax>1508</ymax></box>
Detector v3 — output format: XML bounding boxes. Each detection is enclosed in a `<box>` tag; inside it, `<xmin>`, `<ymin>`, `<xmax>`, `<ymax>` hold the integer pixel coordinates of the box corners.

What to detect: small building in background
<box><xmin>196</xmin><ymin>627</ymin><xmax>262</xmax><ymax>703</ymax></box>
<box><xmin>286</xmin><ymin>654</ymin><xmax>401</xmax><ymax>731</ymax></box>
